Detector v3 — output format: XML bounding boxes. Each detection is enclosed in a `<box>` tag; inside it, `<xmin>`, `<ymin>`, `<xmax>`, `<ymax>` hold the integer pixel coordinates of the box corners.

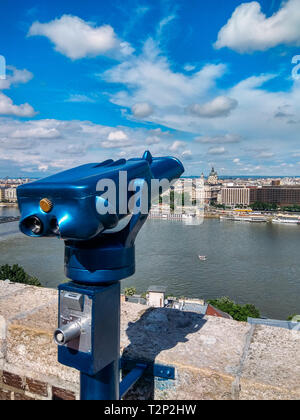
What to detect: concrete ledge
<box><xmin>0</xmin><ymin>281</ymin><xmax>299</xmax><ymax>400</ymax></box>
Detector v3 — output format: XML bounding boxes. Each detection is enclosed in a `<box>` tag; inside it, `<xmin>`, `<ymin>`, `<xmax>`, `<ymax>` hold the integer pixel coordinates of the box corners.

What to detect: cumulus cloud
<box><xmin>132</xmin><ymin>102</ymin><xmax>154</xmax><ymax>118</ymax></box>
<box><xmin>10</xmin><ymin>127</ymin><xmax>60</xmax><ymax>139</ymax></box>
<box><xmin>256</xmin><ymin>151</ymin><xmax>275</xmax><ymax>159</ymax></box>
<box><xmin>181</xmin><ymin>149</ymin><xmax>192</xmax><ymax>160</ymax></box>
<box><xmin>103</xmin><ymin>38</ymin><xmax>226</xmax><ymax>110</ymax></box>
<box><xmin>184</xmin><ymin>64</ymin><xmax>196</xmax><ymax>72</ymax></box>
<box><xmin>0</xmin><ymin>93</ymin><xmax>36</xmax><ymax>117</ymax></box>
<box><xmin>0</xmin><ymin>65</ymin><xmax>36</xmax><ymax>118</ymax></box>
<box><xmin>0</xmin><ymin>119</ymin><xmax>154</xmax><ymax>174</ymax></box>
<box><xmin>215</xmin><ymin>0</ymin><xmax>300</xmax><ymax>53</ymax></box>
<box><xmin>38</xmin><ymin>164</ymin><xmax>49</xmax><ymax>172</ymax></box>
<box><xmin>0</xmin><ymin>66</ymin><xmax>33</xmax><ymax>90</ymax></box>
<box><xmin>148</xmin><ymin>128</ymin><xmax>171</xmax><ymax>136</ymax></box>
<box><xmin>102</xmin><ymin>129</ymin><xmax>133</xmax><ymax>148</ymax></box>
<box><xmin>99</xmin><ymin>37</ymin><xmax>300</xmax><ymax>175</ymax></box>
<box><xmin>65</xmin><ymin>94</ymin><xmax>96</xmax><ymax>103</ymax></box>
<box><xmin>169</xmin><ymin>140</ymin><xmax>186</xmax><ymax>152</ymax></box>
<box><xmin>188</xmin><ymin>96</ymin><xmax>238</xmax><ymax>118</ymax></box>
<box><xmin>274</xmin><ymin>104</ymin><xmax>294</xmax><ymax>119</ymax></box>
<box><xmin>107</xmin><ymin>130</ymin><xmax>128</xmax><ymax>141</ymax></box>
<box><xmin>146</xmin><ymin>135</ymin><xmax>160</xmax><ymax>145</ymax></box>
<box><xmin>208</xmin><ymin>146</ymin><xmax>226</xmax><ymax>155</ymax></box>
<box><xmin>55</xmin><ymin>144</ymin><xmax>87</xmax><ymax>156</ymax></box>
<box><xmin>196</xmin><ymin>133</ymin><xmax>242</xmax><ymax>144</ymax></box>
<box><xmin>28</xmin><ymin>15</ymin><xmax>133</xmax><ymax>60</ymax></box>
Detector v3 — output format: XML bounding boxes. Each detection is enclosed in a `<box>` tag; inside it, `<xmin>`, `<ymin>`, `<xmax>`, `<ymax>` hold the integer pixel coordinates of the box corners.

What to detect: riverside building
<box><xmin>219</xmin><ymin>185</ymin><xmax>300</xmax><ymax>207</ymax></box>
<box><xmin>252</xmin><ymin>186</ymin><xmax>300</xmax><ymax>206</ymax></box>
<box><xmin>221</xmin><ymin>186</ymin><xmax>251</xmax><ymax>206</ymax></box>
<box><xmin>4</xmin><ymin>187</ymin><xmax>17</xmax><ymax>203</ymax></box>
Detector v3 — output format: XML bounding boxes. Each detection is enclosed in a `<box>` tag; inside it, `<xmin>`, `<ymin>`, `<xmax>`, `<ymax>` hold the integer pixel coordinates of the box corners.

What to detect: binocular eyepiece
<box><xmin>17</xmin><ymin>151</ymin><xmax>184</xmax><ymax>242</ymax></box>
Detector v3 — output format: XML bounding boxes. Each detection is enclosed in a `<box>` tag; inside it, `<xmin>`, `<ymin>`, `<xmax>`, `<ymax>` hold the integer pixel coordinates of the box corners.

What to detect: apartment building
<box><xmin>221</xmin><ymin>186</ymin><xmax>251</xmax><ymax>206</ymax></box>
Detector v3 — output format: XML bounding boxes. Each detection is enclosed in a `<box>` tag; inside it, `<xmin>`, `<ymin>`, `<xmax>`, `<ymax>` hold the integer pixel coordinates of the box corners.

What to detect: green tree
<box><xmin>0</xmin><ymin>264</ymin><xmax>41</xmax><ymax>287</ymax></box>
<box><xmin>124</xmin><ymin>287</ymin><xmax>136</xmax><ymax>297</ymax></box>
<box><xmin>282</xmin><ymin>205</ymin><xmax>300</xmax><ymax>213</ymax></box>
<box><xmin>250</xmin><ymin>201</ymin><xmax>278</xmax><ymax>211</ymax></box>
<box><xmin>208</xmin><ymin>297</ymin><xmax>260</xmax><ymax>322</ymax></box>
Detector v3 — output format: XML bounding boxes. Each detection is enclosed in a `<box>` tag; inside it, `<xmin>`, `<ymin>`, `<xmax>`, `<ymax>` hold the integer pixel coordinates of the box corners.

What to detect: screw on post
<box><xmin>17</xmin><ymin>151</ymin><xmax>184</xmax><ymax>400</ymax></box>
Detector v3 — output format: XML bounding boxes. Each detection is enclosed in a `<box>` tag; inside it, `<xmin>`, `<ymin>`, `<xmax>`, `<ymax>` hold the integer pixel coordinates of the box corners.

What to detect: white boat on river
<box><xmin>272</xmin><ymin>215</ymin><xmax>300</xmax><ymax>225</ymax></box>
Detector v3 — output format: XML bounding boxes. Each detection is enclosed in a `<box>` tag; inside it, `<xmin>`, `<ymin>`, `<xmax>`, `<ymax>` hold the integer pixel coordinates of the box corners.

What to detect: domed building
<box><xmin>207</xmin><ymin>167</ymin><xmax>218</xmax><ymax>185</ymax></box>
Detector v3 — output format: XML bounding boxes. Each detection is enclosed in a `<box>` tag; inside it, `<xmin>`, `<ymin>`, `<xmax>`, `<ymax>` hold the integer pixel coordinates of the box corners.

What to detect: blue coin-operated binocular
<box><xmin>17</xmin><ymin>151</ymin><xmax>184</xmax><ymax>400</ymax></box>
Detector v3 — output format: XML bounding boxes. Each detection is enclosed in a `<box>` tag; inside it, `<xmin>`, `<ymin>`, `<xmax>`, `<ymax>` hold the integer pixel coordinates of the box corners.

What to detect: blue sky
<box><xmin>1</xmin><ymin>0</ymin><xmax>300</xmax><ymax>176</ymax></box>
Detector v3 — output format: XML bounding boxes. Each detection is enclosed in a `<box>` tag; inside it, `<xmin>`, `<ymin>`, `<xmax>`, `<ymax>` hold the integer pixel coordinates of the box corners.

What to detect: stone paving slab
<box><xmin>239</xmin><ymin>379</ymin><xmax>300</xmax><ymax>400</ymax></box>
<box><xmin>126</xmin><ymin>367</ymin><xmax>234</xmax><ymax>400</ymax></box>
<box><xmin>0</xmin><ymin>283</ymin><xmax>57</xmax><ymax>320</ymax></box>
<box><xmin>121</xmin><ymin>307</ymin><xmax>250</xmax><ymax>376</ymax></box>
<box><xmin>240</xmin><ymin>324</ymin><xmax>300</xmax><ymax>397</ymax></box>
<box><xmin>0</xmin><ymin>281</ymin><xmax>31</xmax><ymax>298</ymax></box>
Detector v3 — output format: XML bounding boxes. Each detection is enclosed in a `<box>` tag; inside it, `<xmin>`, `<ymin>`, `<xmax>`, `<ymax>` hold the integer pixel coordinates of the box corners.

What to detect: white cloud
<box><xmin>0</xmin><ymin>66</ymin><xmax>33</xmax><ymax>90</ymax></box>
<box><xmin>38</xmin><ymin>164</ymin><xmax>49</xmax><ymax>172</ymax></box>
<box><xmin>189</xmin><ymin>96</ymin><xmax>238</xmax><ymax>118</ymax></box>
<box><xmin>181</xmin><ymin>149</ymin><xmax>192</xmax><ymax>160</ymax></box>
<box><xmin>0</xmin><ymin>65</ymin><xmax>36</xmax><ymax>118</ymax></box>
<box><xmin>169</xmin><ymin>140</ymin><xmax>186</xmax><ymax>152</ymax></box>
<box><xmin>184</xmin><ymin>64</ymin><xmax>196</xmax><ymax>72</ymax></box>
<box><xmin>148</xmin><ymin>128</ymin><xmax>171</xmax><ymax>136</ymax></box>
<box><xmin>28</xmin><ymin>15</ymin><xmax>133</xmax><ymax>60</ymax></box>
<box><xmin>208</xmin><ymin>146</ymin><xmax>226</xmax><ymax>155</ymax></box>
<box><xmin>132</xmin><ymin>102</ymin><xmax>154</xmax><ymax>118</ymax></box>
<box><xmin>196</xmin><ymin>133</ymin><xmax>242</xmax><ymax>144</ymax></box>
<box><xmin>102</xmin><ymin>129</ymin><xmax>135</xmax><ymax>148</ymax></box>
<box><xmin>103</xmin><ymin>38</ymin><xmax>226</xmax><ymax>110</ymax></box>
<box><xmin>99</xmin><ymin>37</ymin><xmax>300</xmax><ymax>175</ymax></box>
<box><xmin>107</xmin><ymin>130</ymin><xmax>128</xmax><ymax>141</ymax></box>
<box><xmin>157</xmin><ymin>14</ymin><xmax>177</xmax><ymax>37</ymax></box>
<box><xmin>0</xmin><ymin>93</ymin><xmax>36</xmax><ymax>117</ymax></box>
<box><xmin>215</xmin><ymin>0</ymin><xmax>300</xmax><ymax>53</ymax></box>
<box><xmin>65</xmin><ymin>94</ymin><xmax>96</xmax><ymax>103</ymax></box>
<box><xmin>0</xmin><ymin>119</ymin><xmax>147</xmax><ymax>173</ymax></box>
<box><xmin>256</xmin><ymin>151</ymin><xmax>275</xmax><ymax>159</ymax></box>
<box><xmin>146</xmin><ymin>136</ymin><xmax>160</xmax><ymax>145</ymax></box>
<box><xmin>10</xmin><ymin>127</ymin><xmax>60</xmax><ymax>139</ymax></box>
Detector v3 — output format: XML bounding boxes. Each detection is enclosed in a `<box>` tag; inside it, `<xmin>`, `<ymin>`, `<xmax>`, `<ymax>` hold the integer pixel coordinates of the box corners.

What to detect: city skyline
<box><xmin>1</xmin><ymin>0</ymin><xmax>300</xmax><ymax>177</ymax></box>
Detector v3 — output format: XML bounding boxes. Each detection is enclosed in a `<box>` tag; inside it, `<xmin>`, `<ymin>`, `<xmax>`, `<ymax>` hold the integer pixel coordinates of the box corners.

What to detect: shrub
<box><xmin>0</xmin><ymin>264</ymin><xmax>41</xmax><ymax>287</ymax></box>
<box><xmin>208</xmin><ymin>297</ymin><xmax>260</xmax><ymax>322</ymax></box>
<box><xmin>124</xmin><ymin>287</ymin><xmax>136</xmax><ymax>297</ymax></box>
<box><xmin>287</xmin><ymin>314</ymin><xmax>300</xmax><ymax>322</ymax></box>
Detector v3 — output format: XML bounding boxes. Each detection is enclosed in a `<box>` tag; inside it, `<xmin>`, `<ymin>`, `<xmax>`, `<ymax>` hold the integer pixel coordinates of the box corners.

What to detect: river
<box><xmin>0</xmin><ymin>206</ymin><xmax>299</xmax><ymax>319</ymax></box>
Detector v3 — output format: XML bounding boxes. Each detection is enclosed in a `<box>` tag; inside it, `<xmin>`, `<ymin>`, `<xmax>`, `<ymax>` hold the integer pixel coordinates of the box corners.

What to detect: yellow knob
<box><xmin>40</xmin><ymin>198</ymin><xmax>53</xmax><ymax>213</ymax></box>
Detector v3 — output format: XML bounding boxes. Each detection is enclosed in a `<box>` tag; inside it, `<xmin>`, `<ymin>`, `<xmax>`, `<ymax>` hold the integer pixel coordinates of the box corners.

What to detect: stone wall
<box><xmin>0</xmin><ymin>281</ymin><xmax>299</xmax><ymax>400</ymax></box>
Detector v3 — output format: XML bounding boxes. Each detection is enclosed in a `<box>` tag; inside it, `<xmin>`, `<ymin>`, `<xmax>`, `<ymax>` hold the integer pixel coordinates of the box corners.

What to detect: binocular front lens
<box><xmin>24</xmin><ymin>216</ymin><xmax>43</xmax><ymax>235</ymax></box>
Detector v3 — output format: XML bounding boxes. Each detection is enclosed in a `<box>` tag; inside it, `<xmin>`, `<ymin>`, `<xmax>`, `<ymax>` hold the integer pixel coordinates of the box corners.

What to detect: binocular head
<box><xmin>17</xmin><ymin>151</ymin><xmax>184</xmax><ymax>242</ymax></box>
